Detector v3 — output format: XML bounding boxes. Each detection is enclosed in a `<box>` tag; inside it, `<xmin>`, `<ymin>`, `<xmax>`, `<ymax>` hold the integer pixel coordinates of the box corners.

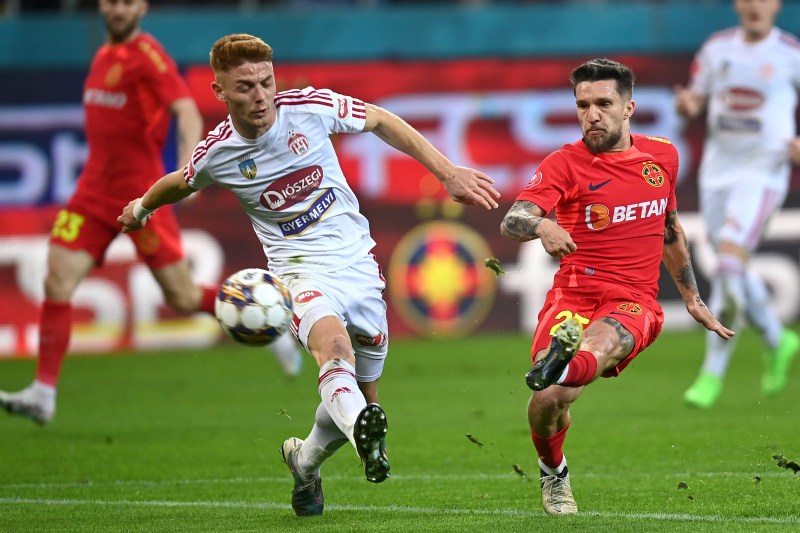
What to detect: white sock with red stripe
<box><xmin>317</xmin><ymin>358</ymin><xmax>366</xmax><ymax>448</ymax></box>
<box><xmin>296</xmin><ymin>402</ymin><xmax>349</xmax><ymax>477</ymax></box>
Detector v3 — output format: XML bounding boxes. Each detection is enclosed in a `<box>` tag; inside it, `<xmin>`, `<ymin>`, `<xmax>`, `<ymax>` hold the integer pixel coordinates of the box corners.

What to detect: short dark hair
<box><xmin>570</xmin><ymin>58</ymin><xmax>635</xmax><ymax>99</ymax></box>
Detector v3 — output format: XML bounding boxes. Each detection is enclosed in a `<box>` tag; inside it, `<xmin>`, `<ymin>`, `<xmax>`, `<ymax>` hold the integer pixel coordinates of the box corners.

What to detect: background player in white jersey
<box><xmin>118</xmin><ymin>33</ymin><xmax>500</xmax><ymax>516</ymax></box>
<box><xmin>675</xmin><ymin>0</ymin><xmax>800</xmax><ymax>408</ymax></box>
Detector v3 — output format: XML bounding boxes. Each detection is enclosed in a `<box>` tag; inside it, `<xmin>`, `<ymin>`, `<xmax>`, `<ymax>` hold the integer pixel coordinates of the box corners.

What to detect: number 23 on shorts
<box><xmin>51</xmin><ymin>209</ymin><xmax>85</xmax><ymax>243</ymax></box>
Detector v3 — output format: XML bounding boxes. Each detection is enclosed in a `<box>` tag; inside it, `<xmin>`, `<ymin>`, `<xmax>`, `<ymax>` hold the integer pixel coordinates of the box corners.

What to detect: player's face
<box><xmin>99</xmin><ymin>0</ymin><xmax>147</xmax><ymax>44</ymax></box>
<box><xmin>574</xmin><ymin>79</ymin><xmax>634</xmax><ymax>154</ymax></box>
<box><xmin>213</xmin><ymin>61</ymin><xmax>277</xmax><ymax>139</ymax></box>
<box><xmin>735</xmin><ymin>0</ymin><xmax>780</xmax><ymax>41</ymax></box>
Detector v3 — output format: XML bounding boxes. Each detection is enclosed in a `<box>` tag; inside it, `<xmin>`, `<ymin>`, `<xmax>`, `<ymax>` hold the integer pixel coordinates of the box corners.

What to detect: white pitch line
<box><xmin>0</xmin><ymin>470</ymin><xmax>787</xmax><ymax>490</ymax></box>
<box><xmin>0</xmin><ymin>497</ymin><xmax>798</xmax><ymax>525</ymax></box>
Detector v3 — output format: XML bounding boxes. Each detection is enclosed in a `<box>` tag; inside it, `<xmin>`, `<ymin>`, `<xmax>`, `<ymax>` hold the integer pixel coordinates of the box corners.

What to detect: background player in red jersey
<box><xmin>0</xmin><ymin>0</ymin><xmax>301</xmax><ymax>425</ymax></box>
<box><xmin>500</xmin><ymin>58</ymin><xmax>735</xmax><ymax>515</ymax></box>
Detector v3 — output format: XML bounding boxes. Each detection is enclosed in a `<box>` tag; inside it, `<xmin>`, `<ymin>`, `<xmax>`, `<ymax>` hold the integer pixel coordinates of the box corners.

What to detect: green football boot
<box><xmin>683</xmin><ymin>371</ymin><xmax>723</xmax><ymax>409</ymax></box>
<box><xmin>761</xmin><ymin>330</ymin><xmax>800</xmax><ymax>397</ymax></box>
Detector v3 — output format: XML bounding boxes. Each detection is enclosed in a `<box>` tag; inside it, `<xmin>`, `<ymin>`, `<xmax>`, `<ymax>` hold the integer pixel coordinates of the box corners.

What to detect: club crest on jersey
<box><xmin>237</xmin><ymin>154</ymin><xmax>257</xmax><ymax>180</ymax></box>
<box><xmin>288</xmin><ymin>130</ymin><xmax>309</xmax><ymax>156</ymax></box>
<box><xmin>616</xmin><ymin>302</ymin><xmax>642</xmax><ymax>314</ymax></box>
<box><xmin>105</xmin><ymin>63</ymin><xmax>123</xmax><ymax>87</ymax></box>
<box><xmin>641</xmin><ymin>162</ymin><xmax>664</xmax><ymax>187</ymax></box>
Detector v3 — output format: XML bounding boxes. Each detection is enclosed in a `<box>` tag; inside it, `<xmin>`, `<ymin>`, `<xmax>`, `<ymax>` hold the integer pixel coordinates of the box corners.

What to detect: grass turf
<box><xmin>0</xmin><ymin>327</ymin><xmax>798</xmax><ymax>532</ymax></box>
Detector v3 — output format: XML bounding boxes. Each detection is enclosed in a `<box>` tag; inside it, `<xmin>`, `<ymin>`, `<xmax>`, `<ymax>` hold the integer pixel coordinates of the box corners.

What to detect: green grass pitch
<box><xmin>1</xmin><ymin>327</ymin><xmax>798</xmax><ymax>532</ymax></box>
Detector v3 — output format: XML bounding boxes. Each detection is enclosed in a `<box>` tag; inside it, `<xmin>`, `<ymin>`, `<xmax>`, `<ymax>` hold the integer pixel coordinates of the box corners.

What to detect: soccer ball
<box><xmin>215</xmin><ymin>268</ymin><xmax>293</xmax><ymax>346</ymax></box>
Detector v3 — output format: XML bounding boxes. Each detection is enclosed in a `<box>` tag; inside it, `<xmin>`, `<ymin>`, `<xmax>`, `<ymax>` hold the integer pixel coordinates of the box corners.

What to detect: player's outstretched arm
<box><xmin>362</xmin><ymin>103</ymin><xmax>500</xmax><ymax>210</ymax></box>
<box><xmin>117</xmin><ymin>169</ymin><xmax>195</xmax><ymax>233</ymax></box>
<box><xmin>662</xmin><ymin>210</ymin><xmax>735</xmax><ymax>340</ymax></box>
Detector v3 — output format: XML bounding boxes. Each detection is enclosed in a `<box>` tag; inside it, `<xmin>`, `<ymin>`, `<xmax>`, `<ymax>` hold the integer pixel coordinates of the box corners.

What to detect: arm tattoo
<box><xmin>663</xmin><ymin>209</ymin><xmax>701</xmax><ymax>298</ymax></box>
<box><xmin>599</xmin><ymin>317</ymin><xmax>635</xmax><ymax>356</ymax></box>
<box><xmin>676</xmin><ymin>265</ymin><xmax>700</xmax><ymax>296</ymax></box>
<box><xmin>663</xmin><ymin>210</ymin><xmax>679</xmax><ymax>245</ymax></box>
<box><xmin>501</xmin><ymin>200</ymin><xmax>546</xmax><ymax>241</ymax></box>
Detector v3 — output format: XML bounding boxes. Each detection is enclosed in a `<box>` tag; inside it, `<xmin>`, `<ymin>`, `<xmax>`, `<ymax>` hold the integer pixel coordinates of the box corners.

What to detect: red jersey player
<box><xmin>0</xmin><ymin>0</ymin><xmax>301</xmax><ymax>425</ymax></box>
<box><xmin>500</xmin><ymin>58</ymin><xmax>735</xmax><ymax>515</ymax></box>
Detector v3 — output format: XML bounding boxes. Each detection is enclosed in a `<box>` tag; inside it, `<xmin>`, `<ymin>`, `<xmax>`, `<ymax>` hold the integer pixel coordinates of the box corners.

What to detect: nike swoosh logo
<box><xmin>588</xmin><ymin>179</ymin><xmax>612</xmax><ymax>191</ymax></box>
<box><xmin>608</xmin><ymin>311</ymin><xmax>634</xmax><ymax>320</ymax></box>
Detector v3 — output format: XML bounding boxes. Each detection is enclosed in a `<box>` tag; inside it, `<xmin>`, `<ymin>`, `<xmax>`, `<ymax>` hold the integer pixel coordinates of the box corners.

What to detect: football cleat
<box><xmin>540</xmin><ymin>466</ymin><xmax>578</xmax><ymax>515</ymax></box>
<box><xmin>354</xmin><ymin>403</ymin><xmax>390</xmax><ymax>483</ymax></box>
<box><xmin>281</xmin><ymin>437</ymin><xmax>324</xmax><ymax>516</ymax></box>
<box><xmin>526</xmin><ymin>318</ymin><xmax>583</xmax><ymax>391</ymax></box>
<box><xmin>0</xmin><ymin>383</ymin><xmax>56</xmax><ymax>425</ymax></box>
<box><xmin>683</xmin><ymin>371</ymin><xmax>723</xmax><ymax>408</ymax></box>
<box><xmin>761</xmin><ymin>329</ymin><xmax>799</xmax><ymax>397</ymax></box>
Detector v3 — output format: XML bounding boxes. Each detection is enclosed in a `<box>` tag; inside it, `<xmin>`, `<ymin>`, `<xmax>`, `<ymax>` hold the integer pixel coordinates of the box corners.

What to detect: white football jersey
<box><xmin>689</xmin><ymin>27</ymin><xmax>800</xmax><ymax>189</ymax></box>
<box><xmin>185</xmin><ymin>87</ymin><xmax>375</xmax><ymax>276</ymax></box>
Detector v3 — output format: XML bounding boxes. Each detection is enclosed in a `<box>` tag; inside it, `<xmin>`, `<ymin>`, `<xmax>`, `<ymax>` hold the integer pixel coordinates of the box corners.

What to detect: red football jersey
<box><xmin>73</xmin><ymin>33</ymin><xmax>190</xmax><ymax>212</ymax></box>
<box><xmin>516</xmin><ymin>134</ymin><xmax>679</xmax><ymax>299</ymax></box>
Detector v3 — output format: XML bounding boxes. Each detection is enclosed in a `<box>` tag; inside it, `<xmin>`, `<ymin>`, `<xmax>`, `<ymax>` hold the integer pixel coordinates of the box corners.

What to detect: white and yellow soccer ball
<box><xmin>215</xmin><ymin>268</ymin><xmax>293</xmax><ymax>346</ymax></box>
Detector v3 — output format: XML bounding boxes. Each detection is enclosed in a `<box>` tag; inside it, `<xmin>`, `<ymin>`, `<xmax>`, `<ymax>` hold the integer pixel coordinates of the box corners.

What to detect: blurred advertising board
<box><xmin>1</xmin><ymin>56</ymin><xmax>799</xmax><ymax>357</ymax></box>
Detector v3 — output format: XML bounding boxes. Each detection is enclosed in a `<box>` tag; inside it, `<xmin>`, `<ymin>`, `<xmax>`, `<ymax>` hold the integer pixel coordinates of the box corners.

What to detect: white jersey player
<box><xmin>118</xmin><ymin>33</ymin><xmax>500</xmax><ymax>517</ymax></box>
<box><xmin>675</xmin><ymin>0</ymin><xmax>800</xmax><ymax>409</ymax></box>
<box><xmin>186</xmin><ymin>87</ymin><xmax>375</xmax><ymax>277</ymax></box>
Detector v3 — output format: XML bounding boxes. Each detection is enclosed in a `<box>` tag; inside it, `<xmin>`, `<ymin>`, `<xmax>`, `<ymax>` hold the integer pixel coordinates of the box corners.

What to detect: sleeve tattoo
<box><xmin>663</xmin><ymin>209</ymin><xmax>702</xmax><ymax>301</ymax></box>
<box><xmin>501</xmin><ymin>200</ymin><xmax>545</xmax><ymax>241</ymax></box>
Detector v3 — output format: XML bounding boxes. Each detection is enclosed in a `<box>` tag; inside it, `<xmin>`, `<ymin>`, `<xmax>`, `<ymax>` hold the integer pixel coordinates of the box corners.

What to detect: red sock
<box><xmin>35</xmin><ymin>300</ymin><xmax>72</xmax><ymax>386</ymax></box>
<box><xmin>198</xmin><ymin>285</ymin><xmax>217</xmax><ymax>315</ymax></box>
<box><xmin>532</xmin><ymin>423</ymin><xmax>570</xmax><ymax>469</ymax></box>
<box><xmin>561</xmin><ymin>350</ymin><xmax>597</xmax><ymax>387</ymax></box>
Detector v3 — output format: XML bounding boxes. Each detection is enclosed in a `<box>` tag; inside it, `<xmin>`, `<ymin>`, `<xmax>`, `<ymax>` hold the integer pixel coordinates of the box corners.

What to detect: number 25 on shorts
<box><xmin>548</xmin><ymin>310</ymin><xmax>589</xmax><ymax>336</ymax></box>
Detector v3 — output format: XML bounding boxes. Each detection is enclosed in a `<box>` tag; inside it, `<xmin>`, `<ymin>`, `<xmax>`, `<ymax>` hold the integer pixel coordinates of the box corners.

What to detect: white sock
<box><xmin>702</xmin><ymin>257</ymin><xmax>745</xmax><ymax>377</ymax></box>
<box><xmin>269</xmin><ymin>331</ymin><xmax>302</xmax><ymax>375</ymax></box>
<box><xmin>538</xmin><ymin>456</ymin><xmax>567</xmax><ymax>476</ymax></box>
<box><xmin>743</xmin><ymin>268</ymin><xmax>782</xmax><ymax>349</ymax></box>
<box><xmin>31</xmin><ymin>380</ymin><xmax>56</xmax><ymax>399</ymax></box>
<box><xmin>317</xmin><ymin>358</ymin><xmax>367</xmax><ymax>448</ymax></box>
<box><xmin>296</xmin><ymin>402</ymin><xmax>349</xmax><ymax>477</ymax></box>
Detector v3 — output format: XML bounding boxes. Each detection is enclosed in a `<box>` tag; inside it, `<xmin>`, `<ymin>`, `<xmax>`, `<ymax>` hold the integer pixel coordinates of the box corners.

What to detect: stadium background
<box><xmin>1</xmin><ymin>0</ymin><xmax>800</xmax><ymax>357</ymax></box>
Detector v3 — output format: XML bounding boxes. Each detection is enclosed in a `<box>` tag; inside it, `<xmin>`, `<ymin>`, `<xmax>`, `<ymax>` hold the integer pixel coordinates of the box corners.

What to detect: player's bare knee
<box><xmin>317</xmin><ymin>334</ymin><xmax>356</xmax><ymax>366</ymax></box>
<box><xmin>532</xmin><ymin>388</ymin><xmax>574</xmax><ymax>414</ymax></box>
<box><xmin>43</xmin><ymin>271</ymin><xmax>78</xmax><ymax>301</ymax></box>
<box><xmin>163</xmin><ymin>289</ymin><xmax>199</xmax><ymax>313</ymax></box>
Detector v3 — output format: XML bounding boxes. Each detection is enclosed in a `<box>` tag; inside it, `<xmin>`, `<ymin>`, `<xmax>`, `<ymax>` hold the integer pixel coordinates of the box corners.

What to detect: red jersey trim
<box><xmin>191</xmin><ymin>120</ymin><xmax>232</xmax><ymax>164</ymax></box>
<box><xmin>275</xmin><ymin>89</ymin><xmax>335</xmax><ymax>108</ymax></box>
<box><xmin>352</xmin><ymin>98</ymin><xmax>367</xmax><ymax>119</ymax></box>
<box><xmin>778</xmin><ymin>31</ymin><xmax>800</xmax><ymax>50</ymax></box>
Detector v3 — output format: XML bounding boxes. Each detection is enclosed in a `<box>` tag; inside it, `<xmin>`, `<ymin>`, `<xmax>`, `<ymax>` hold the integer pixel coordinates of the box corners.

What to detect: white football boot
<box><xmin>0</xmin><ymin>381</ymin><xmax>56</xmax><ymax>425</ymax></box>
<box><xmin>540</xmin><ymin>466</ymin><xmax>578</xmax><ymax>515</ymax></box>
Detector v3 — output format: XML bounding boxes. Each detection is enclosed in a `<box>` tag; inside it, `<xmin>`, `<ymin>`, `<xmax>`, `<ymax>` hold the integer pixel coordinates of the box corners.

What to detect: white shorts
<box><xmin>700</xmin><ymin>180</ymin><xmax>786</xmax><ymax>252</ymax></box>
<box><xmin>284</xmin><ymin>254</ymin><xmax>388</xmax><ymax>382</ymax></box>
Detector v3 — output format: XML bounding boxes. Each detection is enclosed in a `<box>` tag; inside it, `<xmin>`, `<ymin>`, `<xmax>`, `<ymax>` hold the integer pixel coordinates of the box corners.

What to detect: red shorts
<box><xmin>49</xmin><ymin>194</ymin><xmax>184</xmax><ymax>269</ymax></box>
<box><xmin>531</xmin><ymin>281</ymin><xmax>664</xmax><ymax>377</ymax></box>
